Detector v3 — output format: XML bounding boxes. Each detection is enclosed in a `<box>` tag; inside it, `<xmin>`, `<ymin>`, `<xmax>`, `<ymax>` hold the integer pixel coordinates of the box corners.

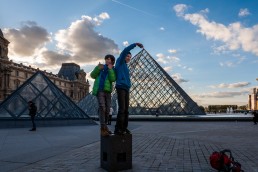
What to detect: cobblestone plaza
<box><xmin>0</xmin><ymin>121</ymin><xmax>257</xmax><ymax>172</ymax></box>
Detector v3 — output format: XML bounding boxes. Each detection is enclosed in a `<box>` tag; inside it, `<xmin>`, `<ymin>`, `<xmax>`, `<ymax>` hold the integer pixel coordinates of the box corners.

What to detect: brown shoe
<box><xmin>101</xmin><ymin>126</ymin><xmax>109</xmax><ymax>136</ymax></box>
<box><xmin>104</xmin><ymin>125</ymin><xmax>113</xmax><ymax>134</ymax></box>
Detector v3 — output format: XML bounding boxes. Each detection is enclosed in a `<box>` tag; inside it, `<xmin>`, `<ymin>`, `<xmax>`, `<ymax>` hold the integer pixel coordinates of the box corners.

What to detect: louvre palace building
<box><xmin>0</xmin><ymin>29</ymin><xmax>89</xmax><ymax>103</ymax></box>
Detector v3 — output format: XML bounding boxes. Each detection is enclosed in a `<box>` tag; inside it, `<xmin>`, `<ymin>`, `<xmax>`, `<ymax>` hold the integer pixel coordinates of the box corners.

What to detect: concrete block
<box><xmin>101</xmin><ymin>134</ymin><xmax>132</xmax><ymax>171</ymax></box>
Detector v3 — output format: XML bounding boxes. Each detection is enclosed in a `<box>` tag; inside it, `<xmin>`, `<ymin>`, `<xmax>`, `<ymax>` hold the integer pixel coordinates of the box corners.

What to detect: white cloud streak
<box><xmin>111</xmin><ymin>0</ymin><xmax>156</xmax><ymax>17</ymax></box>
<box><xmin>196</xmin><ymin>90</ymin><xmax>248</xmax><ymax>98</ymax></box>
<box><xmin>209</xmin><ymin>82</ymin><xmax>251</xmax><ymax>89</ymax></box>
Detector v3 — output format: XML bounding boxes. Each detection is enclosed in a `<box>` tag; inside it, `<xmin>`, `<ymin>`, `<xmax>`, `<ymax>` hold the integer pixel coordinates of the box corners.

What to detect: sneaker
<box><xmin>29</xmin><ymin>128</ymin><xmax>36</xmax><ymax>131</ymax></box>
<box><xmin>125</xmin><ymin>128</ymin><xmax>131</xmax><ymax>134</ymax></box>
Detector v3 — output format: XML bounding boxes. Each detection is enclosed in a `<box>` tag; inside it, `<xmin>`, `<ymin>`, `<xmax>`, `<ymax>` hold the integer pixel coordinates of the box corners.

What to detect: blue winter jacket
<box><xmin>115</xmin><ymin>43</ymin><xmax>137</xmax><ymax>91</ymax></box>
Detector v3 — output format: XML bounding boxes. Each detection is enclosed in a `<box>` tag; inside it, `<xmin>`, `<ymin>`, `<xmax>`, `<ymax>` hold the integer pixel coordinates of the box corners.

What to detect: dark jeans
<box><xmin>253</xmin><ymin>115</ymin><xmax>258</xmax><ymax>124</ymax></box>
<box><xmin>108</xmin><ymin>115</ymin><xmax>112</xmax><ymax>125</ymax></box>
<box><xmin>115</xmin><ymin>88</ymin><xmax>129</xmax><ymax>131</ymax></box>
<box><xmin>97</xmin><ymin>91</ymin><xmax>111</xmax><ymax>125</ymax></box>
<box><xmin>30</xmin><ymin>115</ymin><xmax>36</xmax><ymax>129</ymax></box>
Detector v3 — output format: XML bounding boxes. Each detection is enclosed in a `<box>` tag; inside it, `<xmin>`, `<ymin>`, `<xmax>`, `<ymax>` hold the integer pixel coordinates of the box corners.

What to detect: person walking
<box><xmin>28</xmin><ymin>101</ymin><xmax>37</xmax><ymax>131</ymax></box>
<box><xmin>90</xmin><ymin>54</ymin><xmax>116</xmax><ymax>136</ymax></box>
<box><xmin>114</xmin><ymin>43</ymin><xmax>144</xmax><ymax>135</ymax></box>
<box><xmin>253</xmin><ymin>110</ymin><xmax>258</xmax><ymax>125</ymax></box>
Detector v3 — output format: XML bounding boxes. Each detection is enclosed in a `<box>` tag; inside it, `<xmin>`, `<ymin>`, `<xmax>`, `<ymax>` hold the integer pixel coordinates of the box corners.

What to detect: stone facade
<box><xmin>0</xmin><ymin>29</ymin><xmax>89</xmax><ymax>103</ymax></box>
<box><xmin>248</xmin><ymin>88</ymin><xmax>258</xmax><ymax>110</ymax></box>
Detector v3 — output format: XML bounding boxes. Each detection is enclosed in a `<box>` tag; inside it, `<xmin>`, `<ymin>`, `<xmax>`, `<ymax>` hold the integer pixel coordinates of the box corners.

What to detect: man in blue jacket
<box><xmin>114</xmin><ymin>43</ymin><xmax>143</xmax><ymax>135</ymax></box>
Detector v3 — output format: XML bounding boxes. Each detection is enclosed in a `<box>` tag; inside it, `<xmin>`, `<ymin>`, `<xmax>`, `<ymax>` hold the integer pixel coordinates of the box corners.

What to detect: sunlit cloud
<box><xmin>209</xmin><ymin>82</ymin><xmax>251</xmax><ymax>89</ymax></box>
<box><xmin>123</xmin><ymin>41</ymin><xmax>129</xmax><ymax>46</ymax></box>
<box><xmin>239</xmin><ymin>8</ymin><xmax>250</xmax><ymax>17</ymax></box>
<box><xmin>3</xmin><ymin>13</ymin><xmax>119</xmax><ymax>72</ymax></box>
<box><xmin>173</xmin><ymin>4</ymin><xmax>258</xmax><ymax>57</ymax></box>
<box><xmin>3</xmin><ymin>21</ymin><xmax>50</xmax><ymax>57</ymax></box>
<box><xmin>156</xmin><ymin>53</ymin><xmax>180</xmax><ymax>64</ymax></box>
<box><xmin>196</xmin><ymin>90</ymin><xmax>248</xmax><ymax>98</ymax></box>
<box><xmin>168</xmin><ymin>49</ymin><xmax>177</xmax><ymax>53</ymax></box>
<box><xmin>172</xmin><ymin>73</ymin><xmax>188</xmax><ymax>84</ymax></box>
<box><xmin>163</xmin><ymin>66</ymin><xmax>172</xmax><ymax>72</ymax></box>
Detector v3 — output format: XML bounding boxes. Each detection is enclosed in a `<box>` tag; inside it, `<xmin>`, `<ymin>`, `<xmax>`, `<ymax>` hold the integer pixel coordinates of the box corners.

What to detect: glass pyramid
<box><xmin>78</xmin><ymin>49</ymin><xmax>205</xmax><ymax>116</ymax></box>
<box><xmin>0</xmin><ymin>71</ymin><xmax>95</xmax><ymax>122</ymax></box>
<box><xmin>128</xmin><ymin>49</ymin><xmax>205</xmax><ymax>115</ymax></box>
<box><xmin>77</xmin><ymin>91</ymin><xmax>118</xmax><ymax>117</ymax></box>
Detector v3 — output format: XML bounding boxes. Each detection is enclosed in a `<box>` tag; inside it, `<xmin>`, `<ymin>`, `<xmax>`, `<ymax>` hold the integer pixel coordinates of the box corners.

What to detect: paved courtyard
<box><xmin>0</xmin><ymin>121</ymin><xmax>257</xmax><ymax>172</ymax></box>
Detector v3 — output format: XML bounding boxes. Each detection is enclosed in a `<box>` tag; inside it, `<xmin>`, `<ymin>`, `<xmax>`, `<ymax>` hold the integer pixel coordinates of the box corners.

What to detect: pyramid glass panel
<box><xmin>78</xmin><ymin>92</ymin><xmax>118</xmax><ymax>116</ymax></box>
<box><xmin>128</xmin><ymin>49</ymin><xmax>205</xmax><ymax>115</ymax></box>
<box><xmin>0</xmin><ymin>71</ymin><xmax>95</xmax><ymax>123</ymax></box>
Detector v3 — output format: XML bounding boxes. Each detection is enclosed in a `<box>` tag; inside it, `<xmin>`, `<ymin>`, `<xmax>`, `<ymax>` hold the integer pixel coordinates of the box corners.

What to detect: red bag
<box><xmin>209</xmin><ymin>149</ymin><xmax>244</xmax><ymax>172</ymax></box>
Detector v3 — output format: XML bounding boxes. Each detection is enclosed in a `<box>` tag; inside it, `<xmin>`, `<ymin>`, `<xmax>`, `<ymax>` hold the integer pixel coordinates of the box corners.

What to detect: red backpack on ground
<box><xmin>209</xmin><ymin>149</ymin><xmax>244</xmax><ymax>172</ymax></box>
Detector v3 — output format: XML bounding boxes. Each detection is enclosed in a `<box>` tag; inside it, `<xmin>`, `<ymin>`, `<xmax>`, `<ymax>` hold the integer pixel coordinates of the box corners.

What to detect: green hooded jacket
<box><xmin>90</xmin><ymin>65</ymin><xmax>116</xmax><ymax>96</ymax></box>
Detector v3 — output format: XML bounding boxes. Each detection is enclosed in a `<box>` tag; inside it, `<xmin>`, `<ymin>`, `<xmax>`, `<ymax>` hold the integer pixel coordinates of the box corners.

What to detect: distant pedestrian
<box><xmin>108</xmin><ymin>107</ymin><xmax>113</xmax><ymax>125</ymax></box>
<box><xmin>252</xmin><ymin>110</ymin><xmax>258</xmax><ymax>125</ymax></box>
<box><xmin>28</xmin><ymin>101</ymin><xmax>37</xmax><ymax>131</ymax></box>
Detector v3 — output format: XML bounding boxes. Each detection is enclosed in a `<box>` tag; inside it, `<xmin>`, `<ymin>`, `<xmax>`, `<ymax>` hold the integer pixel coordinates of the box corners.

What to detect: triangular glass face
<box><xmin>128</xmin><ymin>49</ymin><xmax>205</xmax><ymax>115</ymax></box>
<box><xmin>77</xmin><ymin>92</ymin><xmax>99</xmax><ymax>116</ymax></box>
<box><xmin>0</xmin><ymin>71</ymin><xmax>95</xmax><ymax>121</ymax></box>
<box><xmin>78</xmin><ymin>91</ymin><xmax>118</xmax><ymax>117</ymax></box>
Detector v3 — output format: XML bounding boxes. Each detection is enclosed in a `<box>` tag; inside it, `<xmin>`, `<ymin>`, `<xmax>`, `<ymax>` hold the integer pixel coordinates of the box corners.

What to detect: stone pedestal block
<box><xmin>100</xmin><ymin>134</ymin><xmax>132</xmax><ymax>172</ymax></box>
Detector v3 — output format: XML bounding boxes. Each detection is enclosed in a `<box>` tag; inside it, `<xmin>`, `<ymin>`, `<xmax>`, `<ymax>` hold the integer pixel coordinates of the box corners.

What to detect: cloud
<box><xmin>171</xmin><ymin>73</ymin><xmax>188</xmax><ymax>84</ymax></box>
<box><xmin>54</xmin><ymin>14</ymin><xmax>119</xmax><ymax>64</ymax></box>
<box><xmin>163</xmin><ymin>66</ymin><xmax>172</xmax><ymax>72</ymax></box>
<box><xmin>98</xmin><ymin>12</ymin><xmax>110</xmax><ymax>20</ymax></box>
<box><xmin>3</xmin><ymin>21</ymin><xmax>50</xmax><ymax>57</ymax></box>
<box><xmin>209</xmin><ymin>82</ymin><xmax>251</xmax><ymax>89</ymax></box>
<box><xmin>160</xmin><ymin>27</ymin><xmax>165</xmax><ymax>31</ymax></box>
<box><xmin>239</xmin><ymin>8</ymin><xmax>250</xmax><ymax>17</ymax></box>
<box><xmin>168</xmin><ymin>49</ymin><xmax>177</xmax><ymax>53</ymax></box>
<box><xmin>173</xmin><ymin>4</ymin><xmax>258</xmax><ymax>56</ymax></box>
<box><xmin>219</xmin><ymin>61</ymin><xmax>234</xmax><ymax>67</ymax></box>
<box><xmin>3</xmin><ymin>13</ymin><xmax>119</xmax><ymax>72</ymax></box>
<box><xmin>156</xmin><ymin>53</ymin><xmax>180</xmax><ymax>64</ymax></box>
<box><xmin>123</xmin><ymin>41</ymin><xmax>129</xmax><ymax>46</ymax></box>
<box><xmin>196</xmin><ymin>90</ymin><xmax>248</xmax><ymax>98</ymax></box>
<box><xmin>173</xmin><ymin>4</ymin><xmax>188</xmax><ymax>17</ymax></box>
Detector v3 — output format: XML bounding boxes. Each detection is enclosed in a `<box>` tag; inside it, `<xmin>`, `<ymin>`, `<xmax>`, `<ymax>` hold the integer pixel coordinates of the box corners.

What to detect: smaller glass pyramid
<box><xmin>0</xmin><ymin>71</ymin><xmax>95</xmax><ymax>123</ymax></box>
<box><xmin>77</xmin><ymin>92</ymin><xmax>118</xmax><ymax>116</ymax></box>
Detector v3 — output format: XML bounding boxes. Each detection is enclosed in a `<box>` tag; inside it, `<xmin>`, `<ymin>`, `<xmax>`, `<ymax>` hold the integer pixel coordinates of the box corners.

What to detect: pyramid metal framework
<box><xmin>0</xmin><ymin>71</ymin><xmax>94</xmax><ymax>120</ymax></box>
<box><xmin>78</xmin><ymin>49</ymin><xmax>205</xmax><ymax>116</ymax></box>
<box><xmin>128</xmin><ymin>49</ymin><xmax>205</xmax><ymax>115</ymax></box>
<box><xmin>77</xmin><ymin>91</ymin><xmax>118</xmax><ymax>116</ymax></box>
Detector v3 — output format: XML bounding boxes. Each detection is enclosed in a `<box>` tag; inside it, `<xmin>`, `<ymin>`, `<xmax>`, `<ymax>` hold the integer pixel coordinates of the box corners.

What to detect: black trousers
<box><xmin>115</xmin><ymin>88</ymin><xmax>129</xmax><ymax>131</ymax></box>
<box><xmin>30</xmin><ymin>115</ymin><xmax>36</xmax><ymax>129</ymax></box>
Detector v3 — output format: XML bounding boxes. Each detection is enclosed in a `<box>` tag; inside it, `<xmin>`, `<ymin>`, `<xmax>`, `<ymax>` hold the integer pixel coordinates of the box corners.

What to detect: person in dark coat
<box><xmin>253</xmin><ymin>110</ymin><xmax>258</xmax><ymax>125</ymax></box>
<box><xmin>28</xmin><ymin>101</ymin><xmax>37</xmax><ymax>131</ymax></box>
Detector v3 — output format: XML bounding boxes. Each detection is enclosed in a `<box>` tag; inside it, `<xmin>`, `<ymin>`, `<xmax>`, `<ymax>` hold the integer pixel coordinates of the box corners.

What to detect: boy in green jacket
<box><xmin>90</xmin><ymin>55</ymin><xmax>116</xmax><ymax>136</ymax></box>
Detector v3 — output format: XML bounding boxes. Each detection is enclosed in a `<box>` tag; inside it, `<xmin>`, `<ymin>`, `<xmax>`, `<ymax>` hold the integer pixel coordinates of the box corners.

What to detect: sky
<box><xmin>1</xmin><ymin>0</ymin><xmax>258</xmax><ymax>107</ymax></box>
